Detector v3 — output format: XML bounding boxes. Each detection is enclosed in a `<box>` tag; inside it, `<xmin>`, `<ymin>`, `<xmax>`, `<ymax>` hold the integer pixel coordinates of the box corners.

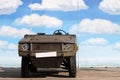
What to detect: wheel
<box><xmin>68</xmin><ymin>55</ymin><xmax>76</xmax><ymax>77</ymax></box>
<box><xmin>30</xmin><ymin>64</ymin><xmax>37</xmax><ymax>73</ymax></box>
<box><xmin>61</xmin><ymin>58</ymin><xmax>69</xmax><ymax>69</ymax></box>
<box><xmin>21</xmin><ymin>57</ymin><xmax>30</xmax><ymax>77</ymax></box>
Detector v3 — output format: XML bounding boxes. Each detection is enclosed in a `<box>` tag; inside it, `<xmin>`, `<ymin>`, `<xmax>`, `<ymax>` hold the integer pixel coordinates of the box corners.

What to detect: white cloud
<box><xmin>99</xmin><ymin>0</ymin><xmax>120</xmax><ymax>15</ymax></box>
<box><xmin>115</xmin><ymin>42</ymin><xmax>120</xmax><ymax>49</ymax></box>
<box><xmin>0</xmin><ymin>26</ymin><xmax>34</xmax><ymax>38</ymax></box>
<box><xmin>77</xmin><ymin>44</ymin><xmax>120</xmax><ymax>67</ymax></box>
<box><xmin>0</xmin><ymin>0</ymin><xmax>23</xmax><ymax>15</ymax></box>
<box><xmin>69</xmin><ymin>18</ymin><xmax>120</xmax><ymax>35</ymax></box>
<box><xmin>80</xmin><ymin>38</ymin><xmax>108</xmax><ymax>46</ymax></box>
<box><xmin>14</xmin><ymin>14</ymin><xmax>63</xmax><ymax>28</ymax></box>
<box><xmin>29</xmin><ymin>0</ymin><xmax>88</xmax><ymax>11</ymax></box>
<box><xmin>0</xmin><ymin>40</ymin><xmax>17</xmax><ymax>50</ymax></box>
<box><xmin>69</xmin><ymin>24</ymin><xmax>79</xmax><ymax>34</ymax></box>
<box><xmin>0</xmin><ymin>43</ymin><xmax>20</xmax><ymax>67</ymax></box>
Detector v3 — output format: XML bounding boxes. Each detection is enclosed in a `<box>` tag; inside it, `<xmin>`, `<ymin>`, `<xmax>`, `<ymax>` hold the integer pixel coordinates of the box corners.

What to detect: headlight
<box><xmin>62</xmin><ymin>44</ymin><xmax>72</xmax><ymax>51</ymax></box>
<box><xmin>65</xmin><ymin>44</ymin><xmax>72</xmax><ymax>50</ymax></box>
<box><xmin>19</xmin><ymin>43</ymin><xmax>29</xmax><ymax>51</ymax></box>
<box><xmin>22</xmin><ymin>44</ymin><xmax>29</xmax><ymax>51</ymax></box>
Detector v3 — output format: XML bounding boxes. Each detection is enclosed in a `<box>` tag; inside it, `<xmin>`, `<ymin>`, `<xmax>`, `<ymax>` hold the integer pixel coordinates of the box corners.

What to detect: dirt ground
<box><xmin>0</xmin><ymin>67</ymin><xmax>120</xmax><ymax>80</ymax></box>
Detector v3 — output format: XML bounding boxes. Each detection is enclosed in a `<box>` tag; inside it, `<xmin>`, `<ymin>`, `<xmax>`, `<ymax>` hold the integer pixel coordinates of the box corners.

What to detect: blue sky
<box><xmin>0</xmin><ymin>0</ymin><xmax>120</xmax><ymax>67</ymax></box>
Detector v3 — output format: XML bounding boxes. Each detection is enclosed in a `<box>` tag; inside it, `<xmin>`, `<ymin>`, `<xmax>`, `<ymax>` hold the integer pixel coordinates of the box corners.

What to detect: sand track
<box><xmin>0</xmin><ymin>67</ymin><xmax>120</xmax><ymax>80</ymax></box>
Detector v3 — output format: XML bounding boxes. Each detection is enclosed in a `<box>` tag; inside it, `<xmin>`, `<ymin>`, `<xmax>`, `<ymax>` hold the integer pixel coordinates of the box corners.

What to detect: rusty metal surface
<box><xmin>19</xmin><ymin>35</ymin><xmax>76</xmax><ymax>43</ymax></box>
<box><xmin>18</xmin><ymin>31</ymin><xmax>78</xmax><ymax>70</ymax></box>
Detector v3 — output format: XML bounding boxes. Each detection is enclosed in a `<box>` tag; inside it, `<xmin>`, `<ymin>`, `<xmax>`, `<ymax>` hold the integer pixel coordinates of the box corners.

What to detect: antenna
<box><xmin>77</xmin><ymin>0</ymin><xmax>80</xmax><ymax>68</ymax></box>
<box><xmin>77</xmin><ymin>0</ymin><xmax>80</xmax><ymax>24</ymax></box>
<box><xmin>30</xmin><ymin>0</ymin><xmax>33</xmax><ymax>14</ymax></box>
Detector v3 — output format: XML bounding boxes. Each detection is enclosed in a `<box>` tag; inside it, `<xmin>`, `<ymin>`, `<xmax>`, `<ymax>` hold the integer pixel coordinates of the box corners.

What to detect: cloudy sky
<box><xmin>0</xmin><ymin>0</ymin><xmax>120</xmax><ymax>67</ymax></box>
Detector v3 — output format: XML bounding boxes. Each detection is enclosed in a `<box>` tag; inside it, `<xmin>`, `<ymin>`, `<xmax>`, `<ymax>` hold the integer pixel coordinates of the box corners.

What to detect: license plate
<box><xmin>36</xmin><ymin>51</ymin><xmax>57</xmax><ymax>58</ymax></box>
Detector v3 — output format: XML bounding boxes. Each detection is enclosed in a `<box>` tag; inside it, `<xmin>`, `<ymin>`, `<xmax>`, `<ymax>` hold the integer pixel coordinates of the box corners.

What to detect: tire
<box><xmin>62</xmin><ymin>58</ymin><xmax>69</xmax><ymax>69</ymax></box>
<box><xmin>30</xmin><ymin>64</ymin><xmax>37</xmax><ymax>73</ymax></box>
<box><xmin>21</xmin><ymin>57</ymin><xmax>30</xmax><ymax>77</ymax></box>
<box><xmin>68</xmin><ymin>55</ymin><xmax>76</xmax><ymax>78</ymax></box>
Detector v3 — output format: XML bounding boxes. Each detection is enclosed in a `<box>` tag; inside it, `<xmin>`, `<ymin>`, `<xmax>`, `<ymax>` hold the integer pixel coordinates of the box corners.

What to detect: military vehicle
<box><xmin>18</xmin><ymin>29</ymin><xmax>78</xmax><ymax>77</ymax></box>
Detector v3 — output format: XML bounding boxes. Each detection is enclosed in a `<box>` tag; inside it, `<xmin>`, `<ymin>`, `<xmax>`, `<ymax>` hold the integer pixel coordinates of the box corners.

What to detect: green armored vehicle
<box><xmin>18</xmin><ymin>30</ymin><xmax>78</xmax><ymax>77</ymax></box>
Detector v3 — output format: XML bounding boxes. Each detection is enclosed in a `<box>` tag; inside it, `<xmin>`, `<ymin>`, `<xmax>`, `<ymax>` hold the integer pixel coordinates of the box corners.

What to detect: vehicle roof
<box><xmin>19</xmin><ymin>34</ymin><xmax>76</xmax><ymax>43</ymax></box>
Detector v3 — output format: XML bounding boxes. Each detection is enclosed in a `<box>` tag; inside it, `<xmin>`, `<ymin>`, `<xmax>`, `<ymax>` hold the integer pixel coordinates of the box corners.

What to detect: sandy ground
<box><xmin>0</xmin><ymin>67</ymin><xmax>120</xmax><ymax>80</ymax></box>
